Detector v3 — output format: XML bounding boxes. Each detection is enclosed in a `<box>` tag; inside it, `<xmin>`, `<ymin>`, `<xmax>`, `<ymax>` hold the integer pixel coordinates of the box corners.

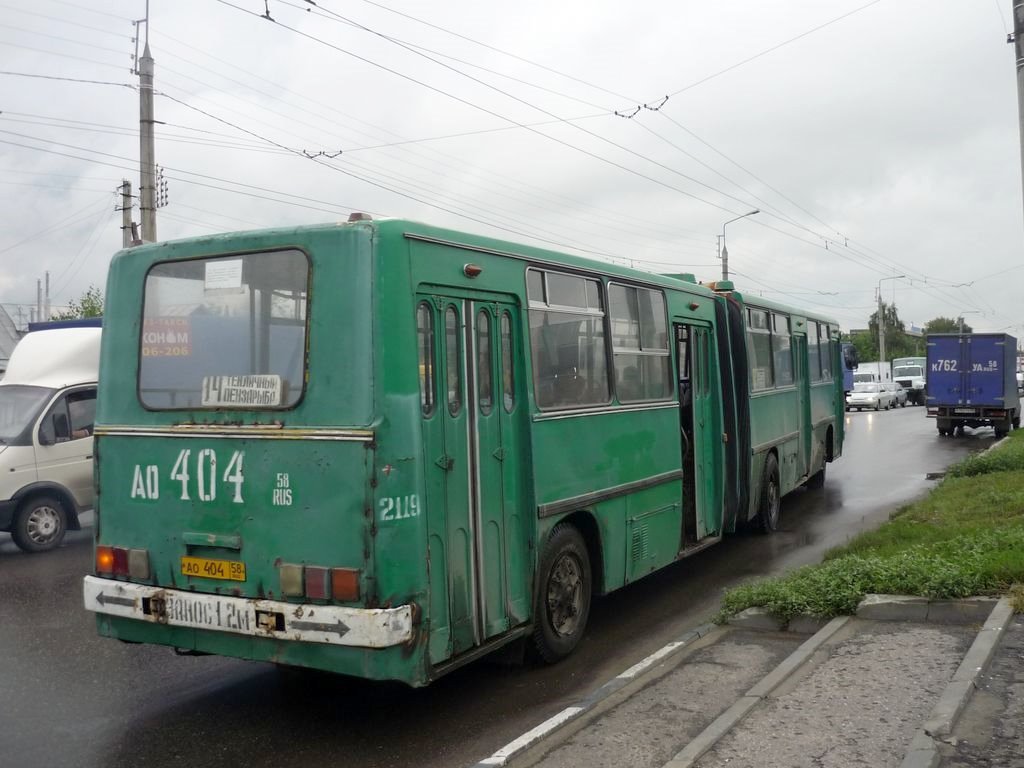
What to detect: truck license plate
<box><xmin>181</xmin><ymin>556</ymin><xmax>246</xmax><ymax>581</ymax></box>
<box><xmin>954</xmin><ymin>408</ymin><xmax>975</xmax><ymax>415</ymax></box>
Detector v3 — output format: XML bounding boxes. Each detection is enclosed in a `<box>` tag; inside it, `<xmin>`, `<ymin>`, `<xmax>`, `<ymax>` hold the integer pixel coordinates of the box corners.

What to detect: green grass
<box><xmin>718</xmin><ymin>430</ymin><xmax>1024</xmax><ymax>622</ymax></box>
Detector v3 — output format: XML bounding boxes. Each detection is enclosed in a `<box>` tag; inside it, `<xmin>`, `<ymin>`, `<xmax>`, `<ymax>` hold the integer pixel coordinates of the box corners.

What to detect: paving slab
<box><xmin>518</xmin><ymin>630</ymin><xmax>801</xmax><ymax>768</ymax></box>
<box><xmin>693</xmin><ymin>621</ymin><xmax>972</xmax><ymax>768</ymax></box>
<box><xmin>938</xmin><ymin>613</ymin><xmax>1024</xmax><ymax>767</ymax></box>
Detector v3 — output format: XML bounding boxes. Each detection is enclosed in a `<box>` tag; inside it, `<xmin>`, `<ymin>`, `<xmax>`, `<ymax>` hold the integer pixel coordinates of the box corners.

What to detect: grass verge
<box><xmin>718</xmin><ymin>430</ymin><xmax>1024</xmax><ymax>622</ymax></box>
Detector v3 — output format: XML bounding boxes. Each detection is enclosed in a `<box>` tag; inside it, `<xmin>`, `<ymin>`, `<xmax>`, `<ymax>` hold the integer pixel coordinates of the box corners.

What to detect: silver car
<box><xmin>846</xmin><ymin>382</ymin><xmax>894</xmax><ymax>411</ymax></box>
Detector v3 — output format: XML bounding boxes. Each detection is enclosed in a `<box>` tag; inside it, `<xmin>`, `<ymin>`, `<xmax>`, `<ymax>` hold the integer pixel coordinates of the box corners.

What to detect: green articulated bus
<box><xmin>83</xmin><ymin>215</ymin><xmax>845</xmax><ymax>687</ymax></box>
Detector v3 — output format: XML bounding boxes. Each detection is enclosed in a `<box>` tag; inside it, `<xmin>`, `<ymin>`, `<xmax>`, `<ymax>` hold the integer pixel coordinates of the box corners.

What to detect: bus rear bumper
<box><xmin>83</xmin><ymin>575</ymin><xmax>414</xmax><ymax>649</ymax></box>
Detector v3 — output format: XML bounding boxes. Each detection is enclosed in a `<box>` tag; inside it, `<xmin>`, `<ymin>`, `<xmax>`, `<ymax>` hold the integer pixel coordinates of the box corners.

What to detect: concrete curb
<box><xmin>899</xmin><ymin>597</ymin><xmax>1015</xmax><ymax>768</ymax></box>
<box><xmin>470</xmin><ymin>623</ymin><xmax>716</xmax><ymax>768</ymax></box>
<box><xmin>856</xmin><ymin>594</ymin><xmax>998</xmax><ymax>624</ymax></box>
<box><xmin>660</xmin><ymin>616</ymin><xmax>850</xmax><ymax>768</ymax></box>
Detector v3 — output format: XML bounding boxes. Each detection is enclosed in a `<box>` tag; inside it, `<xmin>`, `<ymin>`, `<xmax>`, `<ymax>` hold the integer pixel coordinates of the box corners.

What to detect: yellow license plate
<box><xmin>181</xmin><ymin>556</ymin><xmax>246</xmax><ymax>582</ymax></box>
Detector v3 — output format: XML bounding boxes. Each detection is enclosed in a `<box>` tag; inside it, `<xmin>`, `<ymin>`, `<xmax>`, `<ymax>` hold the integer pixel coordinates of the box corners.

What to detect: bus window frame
<box><xmin>607</xmin><ymin>281</ymin><xmax>673</xmax><ymax>404</ymax></box>
<box><xmin>136</xmin><ymin>247</ymin><xmax>312</xmax><ymax>412</ymax></box>
<box><xmin>526</xmin><ymin>267</ymin><xmax>611</xmax><ymax>412</ymax></box>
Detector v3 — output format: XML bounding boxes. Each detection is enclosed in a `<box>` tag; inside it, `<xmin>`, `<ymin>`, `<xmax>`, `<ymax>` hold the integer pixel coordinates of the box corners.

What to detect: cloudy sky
<box><xmin>1</xmin><ymin>0</ymin><xmax>1021</xmax><ymax>335</ymax></box>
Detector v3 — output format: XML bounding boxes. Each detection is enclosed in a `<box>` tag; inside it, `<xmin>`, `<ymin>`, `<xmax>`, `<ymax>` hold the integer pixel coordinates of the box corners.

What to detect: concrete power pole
<box><xmin>139</xmin><ymin>39</ymin><xmax>157</xmax><ymax>243</ymax></box>
<box><xmin>1014</xmin><ymin>2</ymin><xmax>1024</xmax><ymax>225</ymax></box>
<box><xmin>877</xmin><ymin>290</ymin><xmax>886</xmax><ymax>365</ymax></box>
<box><xmin>44</xmin><ymin>271</ymin><xmax>50</xmax><ymax>321</ymax></box>
<box><xmin>119</xmin><ymin>179</ymin><xmax>133</xmax><ymax>248</ymax></box>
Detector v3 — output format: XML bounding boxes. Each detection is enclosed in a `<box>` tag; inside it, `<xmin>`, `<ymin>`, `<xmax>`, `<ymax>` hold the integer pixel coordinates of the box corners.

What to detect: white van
<box><xmin>0</xmin><ymin>327</ymin><xmax>100</xmax><ymax>552</ymax></box>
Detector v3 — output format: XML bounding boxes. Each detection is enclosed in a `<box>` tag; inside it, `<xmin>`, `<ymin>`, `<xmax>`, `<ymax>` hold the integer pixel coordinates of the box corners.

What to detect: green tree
<box><xmin>924</xmin><ymin>316</ymin><xmax>972</xmax><ymax>334</ymax></box>
<box><xmin>867</xmin><ymin>300</ymin><xmax>918</xmax><ymax>361</ymax></box>
<box><xmin>51</xmin><ymin>285</ymin><xmax>103</xmax><ymax>320</ymax></box>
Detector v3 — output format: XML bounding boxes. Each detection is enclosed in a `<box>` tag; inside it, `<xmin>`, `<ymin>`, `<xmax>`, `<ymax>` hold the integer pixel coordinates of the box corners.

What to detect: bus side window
<box><xmin>477</xmin><ymin>310</ymin><xmax>493</xmax><ymax>415</ymax></box>
<box><xmin>501</xmin><ymin>312</ymin><xmax>515</xmax><ymax>412</ymax></box>
<box><xmin>676</xmin><ymin>326</ymin><xmax>691</xmax><ymax>407</ymax></box>
<box><xmin>416</xmin><ymin>302</ymin><xmax>435</xmax><ymax>416</ymax></box>
<box><xmin>445</xmin><ymin>307</ymin><xmax>462</xmax><ymax>416</ymax></box>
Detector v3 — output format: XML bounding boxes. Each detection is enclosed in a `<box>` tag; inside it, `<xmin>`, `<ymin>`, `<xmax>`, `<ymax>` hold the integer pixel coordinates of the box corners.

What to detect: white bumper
<box><xmin>83</xmin><ymin>575</ymin><xmax>414</xmax><ymax>649</ymax></box>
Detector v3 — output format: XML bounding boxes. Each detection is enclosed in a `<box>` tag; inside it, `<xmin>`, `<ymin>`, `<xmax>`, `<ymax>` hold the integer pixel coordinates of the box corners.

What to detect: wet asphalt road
<box><xmin>0</xmin><ymin>406</ymin><xmax>996</xmax><ymax>768</ymax></box>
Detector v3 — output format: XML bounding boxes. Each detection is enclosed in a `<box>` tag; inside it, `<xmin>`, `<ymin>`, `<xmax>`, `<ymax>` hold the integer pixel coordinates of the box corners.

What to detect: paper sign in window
<box><xmin>204</xmin><ymin>259</ymin><xmax>243</xmax><ymax>291</ymax></box>
<box><xmin>201</xmin><ymin>375</ymin><xmax>282</xmax><ymax>407</ymax></box>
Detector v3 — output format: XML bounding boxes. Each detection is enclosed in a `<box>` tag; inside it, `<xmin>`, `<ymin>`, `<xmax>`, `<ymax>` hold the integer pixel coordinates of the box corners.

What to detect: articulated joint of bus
<box><xmin>82</xmin><ymin>575</ymin><xmax>414</xmax><ymax>649</ymax></box>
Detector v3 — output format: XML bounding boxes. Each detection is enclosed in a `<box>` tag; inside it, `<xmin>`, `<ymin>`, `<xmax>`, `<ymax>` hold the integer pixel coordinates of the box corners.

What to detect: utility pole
<box><xmin>1013</xmin><ymin>1</ymin><xmax>1024</xmax><ymax>225</ymax></box>
<box><xmin>119</xmin><ymin>179</ymin><xmax>134</xmax><ymax>248</ymax></box>
<box><xmin>138</xmin><ymin>1</ymin><xmax>157</xmax><ymax>243</ymax></box>
<box><xmin>36</xmin><ymin>279</ymin><xmax>41</xmax><ymax>324</ymax></box>
<box><xmin>877</xmin><ymin>289</ymin><xmax>885</xmax><ymax>364</ymax></box>
<box><xmin>44</xmin><ymin>271</ymin><xmax>50</xmax><ymax>321</ymax></box>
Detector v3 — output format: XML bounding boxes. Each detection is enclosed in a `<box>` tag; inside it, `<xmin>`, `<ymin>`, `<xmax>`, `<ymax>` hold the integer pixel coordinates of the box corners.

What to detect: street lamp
<box><xmin>876</xmin><ymin>275</ymin><xmax>905</xmax><ymax>363</ymax></box>
<box><xmin>719</xmin><ymin>209</ymin><xmax>759</xmax><ymax>282</ymax></box>
<box><xmin>957</xmin><ymin>309</ymin><xmax>981</xmax><ymax>335</ymax></box>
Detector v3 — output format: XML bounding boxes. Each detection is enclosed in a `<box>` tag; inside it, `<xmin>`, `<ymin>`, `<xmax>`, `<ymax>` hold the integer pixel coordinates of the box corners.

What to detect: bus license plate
<box><xmin>181</xmin><ymin>556</ymin><xmax>246</xmax><ymax>581</ymax></box>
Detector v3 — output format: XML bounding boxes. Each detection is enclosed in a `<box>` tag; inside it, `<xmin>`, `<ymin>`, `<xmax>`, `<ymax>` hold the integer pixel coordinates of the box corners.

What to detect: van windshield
<box><xmin>0</xmin><ymin>385</ymin><xmax>55</xmax><ymax>442</ymax></box>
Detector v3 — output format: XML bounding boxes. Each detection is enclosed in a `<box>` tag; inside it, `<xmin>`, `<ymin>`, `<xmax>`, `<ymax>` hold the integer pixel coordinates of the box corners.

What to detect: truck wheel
<box><xmin>1013</xmin><ymin>415</ymin><xmax>1020</xmax><ymax>430</ymax></box>
<box><xmin>11</xmin><ymin>495</ymin><xmax>68</xmax><ymax>553</ymax></box>
<box><xmin>754</xmin><ymin>454</ymin><xmax>781</xmax><ymax>534</ymax></box>
<box><xmin>531</xmin><ymin>524</ymin><xmax>591</xmax><ymax>663</ymax></box>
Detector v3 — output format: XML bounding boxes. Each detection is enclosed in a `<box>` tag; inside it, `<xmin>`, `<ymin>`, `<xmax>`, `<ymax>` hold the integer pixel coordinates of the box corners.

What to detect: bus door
<box><xmin>794</xmin><ymin>332</ymin><xmax>811</xmax><ymax>479</ymax></box>
<box><xmin>675</xmin><ymin>322</ymin><xmax>714</xmax><ymax>545</ymax></box>
<box><xmin>418</xmin><ymin>295</ymin><xmax>528</xmax><ymax>664</ymax></box>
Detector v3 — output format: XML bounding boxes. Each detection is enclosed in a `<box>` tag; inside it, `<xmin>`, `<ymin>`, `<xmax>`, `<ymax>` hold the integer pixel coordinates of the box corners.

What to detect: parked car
<box><xmin>889</xmin><ymin>382</ymin><xmax>908</xmax><ymax>407</ymax></box>
<box><xmin>846</xmin><ymin>381</ymin><xmax>894</xmax><ymax>411</ymax></box>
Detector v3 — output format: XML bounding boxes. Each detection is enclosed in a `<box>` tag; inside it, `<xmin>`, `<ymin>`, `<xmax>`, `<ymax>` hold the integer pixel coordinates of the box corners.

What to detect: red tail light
<box><xmin>96</xmin><ymin>546</ymin><xmax>150</xmax><ymax>579</ymax></box>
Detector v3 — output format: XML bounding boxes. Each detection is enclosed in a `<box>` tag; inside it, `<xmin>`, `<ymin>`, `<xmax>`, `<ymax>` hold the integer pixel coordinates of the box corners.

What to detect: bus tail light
<box><xmin>96</xmin><ymin>546</ymin><xmax>150</xmax><ymax>579</ymax></box>
<box><xmin>96</xmin><ymin>546</ymin><xmax>115</xmax><ymax>575</ymax></box>
<box><xmin>305</xmin><ymin>566</ymin><xmax>330</xmax><ymax>600</ymax></box>
<box><xmin>331</xmin><ymin>568</ymin><xmax>360</xmax><ymax>602</ymax></box>
<box><xmin>279</xmin><ymin>564</ymin><xmax>304</xmax><ymax>597</ymax></box>
<box><xmin>278</xmin><ymin>563</ymin><xmax>361</xmax><ymax>601</ymax></box>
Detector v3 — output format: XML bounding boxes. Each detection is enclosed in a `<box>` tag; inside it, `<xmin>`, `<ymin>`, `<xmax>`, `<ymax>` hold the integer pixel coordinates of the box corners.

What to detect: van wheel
<box><xmin>531</xmin><ymin>524</ymin><xmax>591</xmax><ymax>663</ymax></box>
<box><xmin>11</xmin><ymin>495</ymin><xmax>67</xmax><ymax>553</ymax></box>
<box><xmin>755</xmin><ymin>454</ymin><xmax>781</xmax><ymax>533</ymax></box>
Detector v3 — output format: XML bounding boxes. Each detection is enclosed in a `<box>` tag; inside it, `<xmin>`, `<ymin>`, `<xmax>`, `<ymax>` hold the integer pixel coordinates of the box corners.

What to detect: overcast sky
<box><xmin>2</xmin><ymin>0</ymin><xmax>1021</xmax><ymax>335</ymax></box>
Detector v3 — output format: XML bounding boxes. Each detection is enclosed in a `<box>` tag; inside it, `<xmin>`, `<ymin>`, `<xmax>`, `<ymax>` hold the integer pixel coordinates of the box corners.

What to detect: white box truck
<box><xmin>851</xmin><ymin>360</ymin><xmax>892</xmax><ymax>384</ymax></box>
<box><xmin>0</xmin><ymin>327</ymin><xmax>100</xmax><ymax>552</ymax></box>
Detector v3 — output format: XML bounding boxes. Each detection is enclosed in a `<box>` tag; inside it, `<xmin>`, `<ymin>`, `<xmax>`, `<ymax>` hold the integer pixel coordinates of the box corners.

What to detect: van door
<box><xmin>418</xmin><ymin>295</ymin><xmax>527</xmax><ymax>664</ymax></box>
<box><xmin>34</xmin><ymin>387</ymin><xmax>96</xmax><ymax>507</ymax></box>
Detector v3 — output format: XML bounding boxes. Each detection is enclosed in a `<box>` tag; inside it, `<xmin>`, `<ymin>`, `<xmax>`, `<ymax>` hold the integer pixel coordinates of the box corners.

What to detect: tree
<box><xmin>866</xmin><ymin>300</ymin><xmax>918</xmax><ymax>361</ymax></box>
<box><xmin>924</xmin><ymin>316</ymin><xmax>972</xmax><ymax>335</ymax></box>
<box><xmin>51</xmin><ymin>285</ymin><xmax>103</xmax><ymax>320</ymax></box>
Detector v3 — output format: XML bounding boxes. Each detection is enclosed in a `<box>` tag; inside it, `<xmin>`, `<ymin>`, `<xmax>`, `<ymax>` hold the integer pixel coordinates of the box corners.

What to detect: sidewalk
<box><xmin>474</xmin><ymin>597</ymin><xmax>1022</xmax><ymax>768</ymax></box>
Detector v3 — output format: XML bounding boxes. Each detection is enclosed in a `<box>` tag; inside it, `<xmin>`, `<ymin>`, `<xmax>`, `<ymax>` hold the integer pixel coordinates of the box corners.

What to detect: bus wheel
<box><xmin>532</xmin><ymin>524</ymin><xmax>592</xmax><ymax>663</ymax></box>
<box><xmin>755</xmin><ymin>454</ymin><xmax>781</xmax><ymax>533</ymax></box>
<box><xmin>11</xmin><ymin>495</ymin><xmax>67</xmax><ymax>553</ymax></box>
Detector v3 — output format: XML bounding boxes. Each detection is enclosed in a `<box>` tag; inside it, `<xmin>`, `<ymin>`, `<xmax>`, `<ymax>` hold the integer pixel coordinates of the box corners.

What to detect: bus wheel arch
<box><xmin>531</xmin><ymin>517</ymin><xmax>595</xmax><ymax>663</ymax></box>
<box><xmin>807</xmin><ymin>428</ymin><xmax>833</xmax><ymax>490</ymax></box>
<box><xmin>754</xmin><ymin>451</ymin><xmax>781</xmax><ymax>533</ymax></box>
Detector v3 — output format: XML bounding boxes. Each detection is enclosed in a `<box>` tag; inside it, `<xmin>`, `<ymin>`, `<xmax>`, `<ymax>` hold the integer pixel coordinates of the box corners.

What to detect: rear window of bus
<box><xmin>138</xmin><ymin>250</ymin><xmax>309</xmax><ymax>410</ymax></box>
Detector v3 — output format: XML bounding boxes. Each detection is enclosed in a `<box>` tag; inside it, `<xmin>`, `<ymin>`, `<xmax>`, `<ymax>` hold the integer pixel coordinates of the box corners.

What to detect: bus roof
<box><xmin>112</xmin><ymin>217</ymin><xmax>840</xmax><ymax>328</ymax></box>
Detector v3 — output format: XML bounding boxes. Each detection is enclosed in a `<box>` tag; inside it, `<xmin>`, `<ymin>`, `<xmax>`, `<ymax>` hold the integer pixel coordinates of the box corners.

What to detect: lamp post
<box><xmin>957</xmin><ymin>309</ymin><xmax>981</xmax><ymax>335</ymax></box>
<box><xmin>876</xmin><ymin>275</ymin><xmax>905</xmax><ymax>364</ymax></box>
<box><xmin>719</xmin><ymin>209</ymin><xmax>759</xmax><ymax>282</ymax></box>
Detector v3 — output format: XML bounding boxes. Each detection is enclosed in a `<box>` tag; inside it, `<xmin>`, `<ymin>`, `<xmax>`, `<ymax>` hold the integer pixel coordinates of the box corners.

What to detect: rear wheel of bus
<box><xmin>12</xmin><ymin>495</ymin><xmax>67</xmax><ymax>553</ymax></box>
<box><xmin>754</xmin><ymin>454</ymin><xmax>781</xmax><ymax>534</ymax></box>
<box><xmin>532</xmin><ymin>524</ymin><xmax>591</xmax><ymax>663</ymax></box>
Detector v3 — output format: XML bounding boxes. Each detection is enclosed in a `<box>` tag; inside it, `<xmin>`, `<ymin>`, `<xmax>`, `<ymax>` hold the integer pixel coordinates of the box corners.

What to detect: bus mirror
<box><xmin>843</xmin><ymin>345</ymin><xmax>859</xmax><ymax>370</ymax></box>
